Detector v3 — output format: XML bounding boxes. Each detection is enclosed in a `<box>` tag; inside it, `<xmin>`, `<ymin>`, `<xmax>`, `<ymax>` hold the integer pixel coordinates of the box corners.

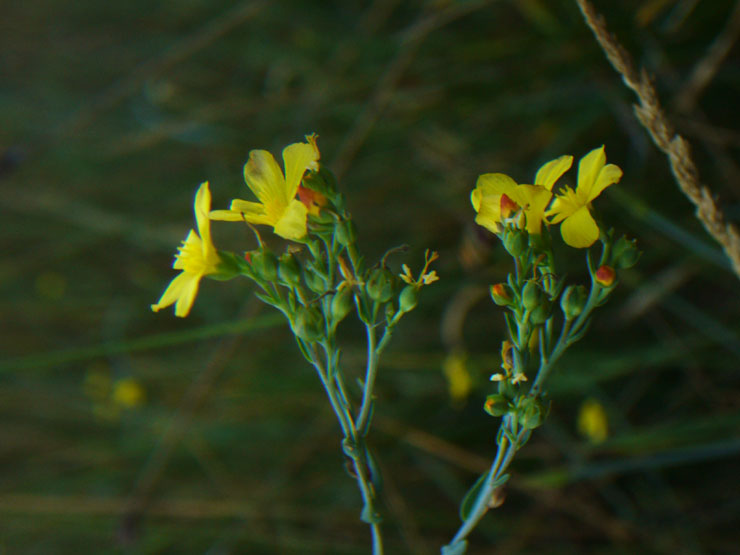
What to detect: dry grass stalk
<box><xmin>575</xmin><ymin>0</ymin><xmax>740</xmax><ymax>280</ymax></box>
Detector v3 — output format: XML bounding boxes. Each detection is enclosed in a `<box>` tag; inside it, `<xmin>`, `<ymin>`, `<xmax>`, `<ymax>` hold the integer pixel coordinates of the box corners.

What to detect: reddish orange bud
<box><xmin>595</xmin><ymin>265</ymin><xmax>616</xmax><ymax>287</ymax></box>
<box><xmin>244</xmin><ymin>252</ymin><xmax>253</xmax><ymax>264</ymax></box>
<box><xmin>500</xmin><ymin>194</ymin><xmax>519</xmax><ymax>219</ymax></box>
<box><xmin>490</xmin><ymin>283</ymin><xmax>513</xmax><ymax>306</ymax></box>
<box><xmin>298</xmin><ymin>185</ymin><xmax>327</xmax><ymax>215</ymax></box>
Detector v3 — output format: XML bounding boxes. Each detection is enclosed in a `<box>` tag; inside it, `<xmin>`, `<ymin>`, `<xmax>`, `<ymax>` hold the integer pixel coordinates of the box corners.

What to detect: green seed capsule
<box><xmin>291</xmin><ymin>307</ymin><xmax>323</xmax><ymax>343</ymax></box>
<box><xmin>252</xmin><ymin>251</ymin><xmax>278</xmax><ymax>282</ymax></box>
<box><xmin>611</xmin><ymin>236</ymin><xmax>640</xmax><ymax>269</ymax></box>
<box><xmin>366</xmin><ymin>268</ymin><xmax>394</xmax><ymax>303</ymax></box>
<box><xmin>522</xmin><ymin>280</ymin><xmax>544</xmax><ymax>312</ymax></box>
<box><xmin>278</xmin><ymin>253</ymin><xmax>302</xmax><ymax>287</ymax></box>
<box><xmin>503</xmin><ymin>229</ymin><xmax>528</xmax><ymax>257</ymax></box>
<box><xmin>330</xmin><ymin>287</ymin><xmax>354</xmax><ymax>326</ymax></box>
<box><xmin>398</xmin><ymin>285</ymin><xmax>419</xmax><ymax>314</ymax></box>
<box><xmin>560</xmin><ymin>285</ymin><xmax>588</xmax><ymax>321</ymax></box>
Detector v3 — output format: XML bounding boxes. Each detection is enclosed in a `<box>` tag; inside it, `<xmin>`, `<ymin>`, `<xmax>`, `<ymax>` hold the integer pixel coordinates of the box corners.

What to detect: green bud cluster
<box><xmin>480</xmin><ymin>221</ymin><xmax>639</xmax><ymax>464</ymax></box>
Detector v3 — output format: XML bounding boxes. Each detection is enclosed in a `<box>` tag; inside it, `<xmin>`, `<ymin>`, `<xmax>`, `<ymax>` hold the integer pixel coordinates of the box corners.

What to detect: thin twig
<box><xmin>331</xmin><ymin>0</ymin><xmax>498</xmax><ymax>180</ymax></box>
<box><xmin>575</xmin><ymin>0</ymin><xmax>740</xmax><ymax>281</ymax></box>
<box><xmin>675</xmin><ymin>0</ymin><xmax>740</xmax><ymax>112</ymax></box>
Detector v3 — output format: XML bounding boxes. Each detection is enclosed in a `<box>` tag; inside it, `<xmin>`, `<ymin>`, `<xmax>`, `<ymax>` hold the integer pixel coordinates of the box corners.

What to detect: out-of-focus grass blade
<box><xmin>0</xmin><ymin>314</ymin><xmax>284</xmax><ymax>373</ymax></box>
<box><xmin>610</xmin><ymin>187</ymin><xmax>731</xmax><ymax>271</ymax></box>
<box><xmin>526</xmin><ymin>437</ymin><xmax>740</xmax><ymax>488</ymax></box>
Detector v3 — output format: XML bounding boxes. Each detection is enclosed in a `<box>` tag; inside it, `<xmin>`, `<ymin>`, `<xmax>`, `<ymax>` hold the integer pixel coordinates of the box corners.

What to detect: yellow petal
<box><xmin>173</xmin><ymin>230</ymin><xmax>202</xmax><ymax>270</ymax></box>
<box><xmin>475</xmin><ymin>196</ymin><xmax>503</xmax><ymax>233</ymax></box>
<box><xmin>228</xmin><ymin>199</ymin><xmax>274</xmax><ymax>225</ymax></box>
<box><xmin>476</xmin><ymin>173</ymin><xmax>518</xmax><ymax>196</ymax></box>
<box><xmin>282</xmin><ymin>139</ymin><xmax>320</xmax><ymax>199</ymax></box>
<box><xmin>243</xmin><ymin>150</ymin><xmax>288</xmax><ymax>208</ymax></box>
<box><xmin>209</xmin><ymin>209</ymin><xmax>247</xmax><ymax>222</ymax></box>
<box><xmin>586</xmin><ymin>163</ymin><xmax>622</xmax><ymax>203</ymax></box>
<box><xmin>516</xmin><ymin>185</ymin><xmax>552</xmax><ymax>235</ymax></box>
<box><xmin>560</xmin><ymin>206</ymin><xmax>599</xmax><ymax>248</ymax></box>
<box><xmin>534</xmin><ymin>155</ymin><xmax>573</xmax><ymax>190</ymax></box>
<box><xmin>546</xmin><ymin>187</ymin><xmax>580</xmax><ymax>224</ymax></box>
<box><xmin>194</xmin><ymin>182</ymin><xmax>212</xmax><ymax>248</ymax></box>
<box><xmin>470</xmin><ymin>188</ymin><xmax>482</xmax><ymax>212</ymax></box>
<box><xmin>193</xmin><ymin>182</ymin><xmax>218</xmax><ymax>264</ymax></box>
<box><xmin>173</xmin><ymin>272</ymin><xmax>203</xmax><ymax>317</ymax></box>
<box><xmin>576</xmin><ymin>146</ymin><xmax>606</xmax><ymax>200</ymax></box>
<box><xmin>151</xmin><ymin>271</ymin><xmax>193</xmax><ymax>314</ymax></box>
<box><xmin>273</xmin><ymin>198</ymin><xmax>308</xmax><ymax>240</ymax></box>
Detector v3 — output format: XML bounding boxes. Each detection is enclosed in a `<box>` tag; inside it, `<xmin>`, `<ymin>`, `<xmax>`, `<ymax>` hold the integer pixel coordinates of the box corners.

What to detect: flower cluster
<box><xmin>444</xmin><ymin>145</ymin><xmax>639</xmax><ymax>553</ymax></box>
<box><xmin>152</xmin><ymin>135</ymin><xmax>322</xmax><ymax>317</ymax></box>
<box><xmin>471</xmin><ymin>146</ymin><xmax>622</xmax><ymax>248</ymax></box>
<box><xmin>152</xmin><ymin>135</ymin><xmax>438</xmax><ymax>552</ymax></box>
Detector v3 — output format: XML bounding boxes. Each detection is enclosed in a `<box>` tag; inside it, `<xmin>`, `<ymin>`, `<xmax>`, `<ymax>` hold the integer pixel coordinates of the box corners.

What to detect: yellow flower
<box><xmin>210</xmin><ymin>134</ymin><xmax>320</xmax><ymax>241</ymax></box>
<box><xmin>577</xmin><ymin>398</ymin><xmax>609</xmax><ymax>444</ymax></box>
<box><xmin>547</xmin><ymin>146</ymin><xmax>622</xmax><ymax>248</ymax></box>
<box><xmin>443</xmin><ymin>350</ymin><xmax>472</xmax><ymax>405</ymax></box>
<box><xmin>471</xmin><ymin>155</ymin><xmax>572</xmax><ymax>235</ymax></box>
<box><xmin>151</xmin><ymin>182</ymin><xmax>221</xmax><ymax>318</ymax></box>
<box><xmin>398</xmin><ymin>250</ymin><xmax>440</xmax><ymax>287</ymax></box>
<box><xmin>112</xmin><ymin>378</ymin><xmax>145</xmax><ymax>408</ymax></box>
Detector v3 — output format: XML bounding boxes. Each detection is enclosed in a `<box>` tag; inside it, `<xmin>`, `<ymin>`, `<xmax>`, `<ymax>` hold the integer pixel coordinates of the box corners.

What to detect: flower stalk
<box><xmin>443</xmin><ymin>146</ymin><xmax>638</xmax><ymax>554</ymax></box>
<box><xmin>153</xmin><ymin>135</ymin><xmax>438</xmax><ymax>554</ymax></box>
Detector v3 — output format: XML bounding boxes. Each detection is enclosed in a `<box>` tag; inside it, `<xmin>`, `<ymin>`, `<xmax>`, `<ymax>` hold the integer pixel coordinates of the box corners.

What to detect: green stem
<box><xmin>446</xmin><ymin>419</ymin><xmax>526</xmax><ymax>548</ymax></box>
<box><xmin>309</xmin><ymin>341</ymin><xmax>384</xmax><ymax>554</ymax></box>
<box><xmin>356</xmin><ymin>321</ymin><xmax>394</xmax><ymax>434</ymax></box>
<box><xmin>356</xmin><ymin>322</ymin><xmax>378</xmax><ymax>433</ymax></box>
<box><xmin>531</xmin><ymin>281</ymin><xmax>604</xmax><ymax>393</ymax></box>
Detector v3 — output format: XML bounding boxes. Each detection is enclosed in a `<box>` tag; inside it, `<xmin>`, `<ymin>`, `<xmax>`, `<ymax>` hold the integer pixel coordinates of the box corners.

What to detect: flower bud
<box><xmin>251</xmin><ymin>250</ymin><xmax>278</xmax><ymax>282</ymax></box>
<box><xmin>560</xmin><ymin>285</ymin><xmax>587</xmax><ymax>320</ymax></box>
<box><xmin>335</xmin><ymin>219</ymin><xmax>358</xmax><ymax>247</ymax></box>
<box><xmin>490</xmin><ymin>283</ymin><xmax>513</xmax><ymax>306</ymax></box>
<box><xmin>594</xmin><ymin>265</ymin><xmax>616</xmax><ymax>287</ymax></box>
<box><xmin>366</xmin><ymin>268</ymin><xmax>394</xmax><ymax>303</ymax></box>
<box><xmin>529</xmin><ymin>301</ymin><xmax>552</xmax><ymax>325</ymax></box>
<box><xmin>503</xmin><ymin>229</ymin><xmax>528</xmax><ymax>257</ymax></box>
<box><xmin>518</xmin><ymin>397</ymin><xmax>548</xmax><ymax>430</ymax></box>
<box><xmin>521</xmin><ymin>280</ymin><xmax>545</xmax><ymax>312</ymax></box>
<box><xmin>611</xmin><ymin>236</ymin><xmax>640</xmax><ymax>269</ymax></box>
<box><xmin>304</xmin><ymin>269</ymin><xmax>327</xmax><ymax>294</ymax></box>
<box><xmin>398</xmin><ymin>285</ymin><xmax>419</xmax><ymax>314</ymax></box>
<box><xmin>484</xmin><ymin>394</ymin><xmax>510</xmax><ymax>417</ymax></box>
<box><xmin>291</xmin><ymin>307</ymin><xmax>323</xmax><ymax>343</ymax></box>
<box><xmin>500</xmin><ymin>194</ymin><xmax>519</xmax><ymax>220</ymax></box>
<box><xmin>330</xmin><ymin>287</ymin><xmax>354</xmax><ymax>326</ymax></box>
<box><xmin>278</xmin><ymin>253</ymin><xmax>302</xmax><ymax>287</ymax></box>
<box><xmin>302</xmin><ymin>166</ymin><xmax>338</xmax><ymax>198</ymax></box>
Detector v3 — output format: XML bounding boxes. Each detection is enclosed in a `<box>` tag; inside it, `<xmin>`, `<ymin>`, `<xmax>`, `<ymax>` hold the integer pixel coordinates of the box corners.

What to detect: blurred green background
<box><xmin>2</xmin><ymin>0</ymin><xmax>740</xmax><ymax>552</ymax></box>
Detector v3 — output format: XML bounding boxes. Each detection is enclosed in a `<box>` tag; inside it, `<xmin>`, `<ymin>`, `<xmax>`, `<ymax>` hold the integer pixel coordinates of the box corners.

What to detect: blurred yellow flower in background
<box><xmin>443</xmin><ymin>350</ymin><xmax>472</xmax><ymax>405</ymax></box>
<box><xmin>577</xmin><ymin>398</ymin><xmax>609</xmax><ymax>444</ymax></box>
<box><xmin>112</xmin><ymin>378</ymin><xmax>146</xmax><ymax>408</ymax></box>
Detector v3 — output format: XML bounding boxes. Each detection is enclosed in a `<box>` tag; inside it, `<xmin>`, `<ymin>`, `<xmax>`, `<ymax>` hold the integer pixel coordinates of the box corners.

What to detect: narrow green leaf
<box><xmin>459</xmin><ymin>471</ymin><xmax>488</xmax><ymax>522</ymax></box>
